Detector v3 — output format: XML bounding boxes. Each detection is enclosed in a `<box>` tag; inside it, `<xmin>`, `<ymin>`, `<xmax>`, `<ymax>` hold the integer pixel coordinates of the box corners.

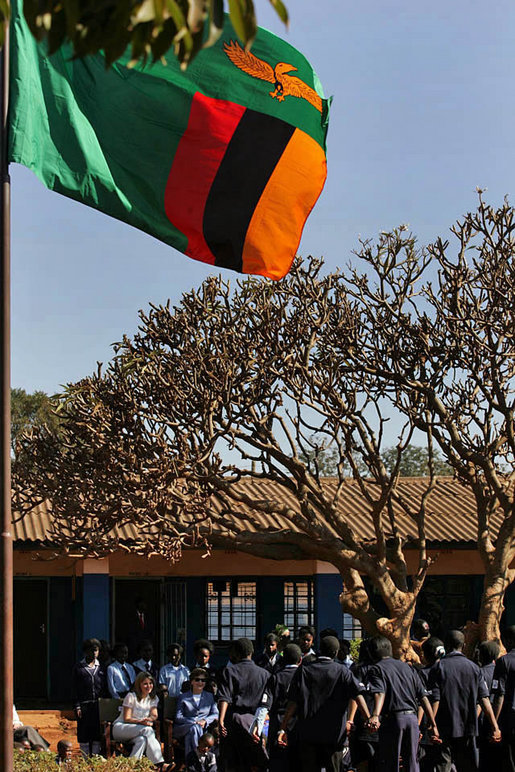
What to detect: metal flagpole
<box><xmin>0</xmin><ymin>14</ymin><xmax>13</xmax><ymax>772</ymax></box>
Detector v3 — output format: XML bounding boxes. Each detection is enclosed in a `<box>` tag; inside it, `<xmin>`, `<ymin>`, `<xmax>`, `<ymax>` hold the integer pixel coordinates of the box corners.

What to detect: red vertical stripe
<box><xmin>164</xmin><ymin>92</ymin><xmax>245</xmax><ymax>265</ymax></box>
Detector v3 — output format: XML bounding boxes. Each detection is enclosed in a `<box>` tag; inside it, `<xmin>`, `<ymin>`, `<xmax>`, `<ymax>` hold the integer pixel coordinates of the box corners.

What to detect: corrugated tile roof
<box><xmin>12</xmin><ymin>476</ymin><xmax>493</xmax><ymax>548</ymax></box>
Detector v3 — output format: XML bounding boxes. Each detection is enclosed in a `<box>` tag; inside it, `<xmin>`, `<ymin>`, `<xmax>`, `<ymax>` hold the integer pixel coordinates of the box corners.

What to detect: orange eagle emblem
<box><xmin>224</xmin><ymin>40</ymin><xmax>323</xmax><ymax>114</ymax></box>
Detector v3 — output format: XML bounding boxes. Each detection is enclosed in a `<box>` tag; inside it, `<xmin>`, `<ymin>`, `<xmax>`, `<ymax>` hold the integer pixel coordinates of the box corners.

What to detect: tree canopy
<box><xmin>10</xmin><ymin>387</ymin><xmax>59</xmax><ymax>455</ymax></box>
<box><xmin>13</xmin><ymin>196</ymin><xmax>515</xmax><ymax>653</ymax></box>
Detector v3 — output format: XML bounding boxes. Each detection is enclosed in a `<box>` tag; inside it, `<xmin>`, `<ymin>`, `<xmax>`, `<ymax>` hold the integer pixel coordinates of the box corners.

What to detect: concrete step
<box><xmin>18</xmin><ymin>709</ymin><xmax>79</xmax><ymax>752</ymax></box>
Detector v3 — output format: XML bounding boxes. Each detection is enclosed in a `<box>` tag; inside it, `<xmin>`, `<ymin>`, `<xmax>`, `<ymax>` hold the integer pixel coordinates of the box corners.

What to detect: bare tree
<box><xmin>14</xmin><ymin>261</ymin><xmax>442</xmax><ymax>659</ymax></box>
<box><xmin>339</xmin><ymin>195</ymin><xmax>515</xmax><ymax>645</ymax></box>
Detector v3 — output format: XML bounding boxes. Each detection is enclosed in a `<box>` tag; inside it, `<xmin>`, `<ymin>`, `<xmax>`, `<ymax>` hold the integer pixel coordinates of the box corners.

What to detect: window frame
<box><xmin>206</xmin><ymin>578</ymin><xmax>257</xmax><ymax>644</ymax></box>
<box><xmin>283</xmin><ymin>578</ymin><xmax>315</xmax><ymax>636</ymax></box>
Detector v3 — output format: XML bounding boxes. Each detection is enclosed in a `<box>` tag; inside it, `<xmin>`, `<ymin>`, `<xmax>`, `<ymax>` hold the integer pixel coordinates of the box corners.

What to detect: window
<box><xmin>207</xmin><ymin>580</ymin><xmax>256</xmax><ymax>642</ymax></box>
<box><xmin>284</xmin><ymin>580</ymin><xmax>314</xmax><ymax>634</ymax></box>
<box><xmin>342</xmin><ymin>614</ymin><xmax>363</xmax><ymax>640</ymax></box>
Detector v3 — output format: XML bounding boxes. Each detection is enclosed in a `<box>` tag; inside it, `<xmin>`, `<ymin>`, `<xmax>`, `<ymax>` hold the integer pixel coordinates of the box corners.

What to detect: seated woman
<box><xmin>112</xmin><ymin>671</ymin><xmax>172</xmax><ymax>770</ymax></box>
<box><xmin>174</xmin><ymin>668</ymin><xmax>219</xmax><ymax>757</ymax></box>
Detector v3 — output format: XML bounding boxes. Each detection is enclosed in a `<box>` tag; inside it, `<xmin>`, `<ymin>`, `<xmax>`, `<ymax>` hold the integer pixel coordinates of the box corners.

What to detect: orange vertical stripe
<box><xmin>241</xmin><ymin>129</ymin><xmax>327</xmax><ymax>280</ymax></box>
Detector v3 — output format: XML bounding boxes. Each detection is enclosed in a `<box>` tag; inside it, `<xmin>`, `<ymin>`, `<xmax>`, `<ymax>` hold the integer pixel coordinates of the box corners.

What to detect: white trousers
<box><xmin>111</xmin><ymin>722</ymin><xmax>164</xmax><ymax>764</ymax></box>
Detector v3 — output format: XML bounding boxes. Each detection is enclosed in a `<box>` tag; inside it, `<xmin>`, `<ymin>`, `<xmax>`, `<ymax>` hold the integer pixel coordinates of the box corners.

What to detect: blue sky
<box><xmin>12</xmin><ymin>0</ymin><xmax>515</xmax><ymax>396</ymax></box>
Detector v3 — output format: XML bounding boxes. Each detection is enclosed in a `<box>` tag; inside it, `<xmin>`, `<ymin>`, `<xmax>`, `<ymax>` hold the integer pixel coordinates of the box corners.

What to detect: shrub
<box><xmin>14</xmin><ymin>750</ymin><xmax>155</xmax><ymax>771</ymax></box>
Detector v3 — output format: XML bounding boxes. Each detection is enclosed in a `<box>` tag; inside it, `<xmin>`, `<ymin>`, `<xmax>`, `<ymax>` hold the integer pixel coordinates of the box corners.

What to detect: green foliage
<box><xmin>10</xmin><ymin>0</ymin><xmax>289</xmax><ymax>68</ymax></box>
<box><xmin>300</xmin><ymin>439</ymin><xmax>451</xmax><ymax>478</ymax></box>
<box><xmin>11</xmin><ymin>387</ymin><xmax>60</xmax><ymax>455</ymax></box>
<box><xmin>14</xmin><ymin>750</ymin><xmax>155</xmax><ymax>771</ymax></box>
<box><xmin>349</xmin><ymin>637</ymin><xmax>361</xmax><ymax>662</ymax></box>
<box><xmin>381</xmin><ymin>445</ymin><xmax>451</xmax><ymax>477</ymax></box>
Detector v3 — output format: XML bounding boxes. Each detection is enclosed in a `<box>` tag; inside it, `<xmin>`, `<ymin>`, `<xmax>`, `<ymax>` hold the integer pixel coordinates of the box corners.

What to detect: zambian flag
<box><xmin>8</xmin><ymin>0</ymin><xmax>330</xmax><ymax>280</ymax></box>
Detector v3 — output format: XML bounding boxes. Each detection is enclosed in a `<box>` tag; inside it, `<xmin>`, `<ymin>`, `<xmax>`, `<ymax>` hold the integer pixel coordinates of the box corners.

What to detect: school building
<box><xmin>12</xmin><ymin>476</ymin><xmax>515</xmax><ymax>704</ymax></box>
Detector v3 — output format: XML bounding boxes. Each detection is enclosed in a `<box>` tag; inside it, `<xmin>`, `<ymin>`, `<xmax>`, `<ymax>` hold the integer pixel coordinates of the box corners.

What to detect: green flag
<box><xmin>9</xmin><ymin>0</ymin><xmax>330</xmax><ymax>279</ymax></box>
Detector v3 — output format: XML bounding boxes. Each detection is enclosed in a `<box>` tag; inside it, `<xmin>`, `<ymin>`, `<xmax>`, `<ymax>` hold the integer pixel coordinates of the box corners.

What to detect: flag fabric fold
<box><xmin>8</xmin><ymin>0</ymin><xmax>329</xmax><ymax>279</ymax></box>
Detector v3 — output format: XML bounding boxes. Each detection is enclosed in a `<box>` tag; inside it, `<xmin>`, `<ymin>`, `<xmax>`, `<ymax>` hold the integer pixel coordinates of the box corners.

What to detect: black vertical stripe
<box><xmin>203</xmin><ymin>109</ymin><xmax>295</xmax><ymax>272</ymax></box>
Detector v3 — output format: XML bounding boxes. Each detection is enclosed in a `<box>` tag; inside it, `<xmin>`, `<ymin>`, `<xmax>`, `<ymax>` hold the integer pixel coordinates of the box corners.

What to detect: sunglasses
<box><xmin>192</xmin><ymin>678</ymin><xmax>207</xmax><ymax>682</ymax></box>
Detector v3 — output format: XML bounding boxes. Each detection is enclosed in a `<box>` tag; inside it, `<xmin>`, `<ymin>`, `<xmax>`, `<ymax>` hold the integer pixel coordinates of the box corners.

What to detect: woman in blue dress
<box><xmin>174</xmin><ymin>668</ymin><xmax>219</xmax><ymax>757</ymax></box>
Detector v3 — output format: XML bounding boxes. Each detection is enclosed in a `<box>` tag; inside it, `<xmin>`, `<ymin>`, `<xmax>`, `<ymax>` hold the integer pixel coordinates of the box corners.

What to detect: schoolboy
<box><xmin>159</xmin><ymin>642</ymin><xmax>190</xmax><ymax>697</ymax></box>
<box><xmin>107</xmin><ymin>642</ymin><xmax>136</xmax><ymax>699</ymax></box>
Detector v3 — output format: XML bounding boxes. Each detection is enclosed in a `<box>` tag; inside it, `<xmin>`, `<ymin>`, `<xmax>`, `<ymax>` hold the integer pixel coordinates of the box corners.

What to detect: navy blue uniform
<box><xmin>428</xmin><ymin>651</ymin><xmax>489</xmax><ymax>772</ymax></box>
<box><xmin>492</xmin><ymin>649</ymin><xmax>515</xmax><ymax>771</ymax></box>
<box><xmin>255</xmin><ymin>651</ymin><xmax>280</xmax><ymax>674</ymax></box>
<box><xmin>218</xmin><ymin>659</ymin><xmax>270</xmax><ymax>771</ymax></box>
<box><xmin>257</xmin><ymin>664</ymin><xmax>299</xmax><ymax>771</ymax></box>
<box><xmin>72</xmin><ymin>659</ymin><xmax>108</xmax><ymax>745</ymax></box>
<box><xmin>287</xmin><ymin>656</ymin><xmax>364</xmax><ymax>772</ymax></box>
<box><xmin>368</xmin><ymin>657</ymin><xmax>426</xmax><ymax>772</ymax></box>
<box><xmin>478</xmin><ymin>661</ymin><xmax>501</xmax><ymax>772</ymax></box>
<box><xmin>349</xmin><ymin>662</ymin><xmax>378</xmax><ymax>770</ymax></box>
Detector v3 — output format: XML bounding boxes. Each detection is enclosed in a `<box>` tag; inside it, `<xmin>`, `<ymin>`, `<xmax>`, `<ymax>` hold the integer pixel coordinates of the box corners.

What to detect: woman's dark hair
<box><xmin>190</xmin><ymin>667</ymin><xmax>209</xmax><ymax>682</ymax></box>
<box><xmin>82</xmin><ymin>638</ymin><xmax>100</xmax><ymax>653</ymax></box>
<box><xmin>264</xmin><ymin>632</ymin><xmax>279</xmax><ymax>645</ymax></box>
<box><xmin>193</xmin><ymin>638</ymin><xmax>214</xmax><ymax>655</ymax></box>
<box><xmin>298</xmin><ymin>625</ymin><xmax>315</xmax><ymax>638</ymax></box>
<box><xmin>134</xmin><ymin>671</ymin><xmax>157</xmax><ymax>699</ymax></box>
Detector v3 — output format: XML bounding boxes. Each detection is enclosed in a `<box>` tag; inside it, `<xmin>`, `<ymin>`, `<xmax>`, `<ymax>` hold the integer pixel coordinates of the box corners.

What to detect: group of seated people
<box><xmin>62</xmin><ymin>624</ymin><xmax>355</xmax><ymax>770</ymax></box>
<box><xmin>16</xmin><ymin>618</ymin><xmax>513</xmax><ymax>772</ymax></box>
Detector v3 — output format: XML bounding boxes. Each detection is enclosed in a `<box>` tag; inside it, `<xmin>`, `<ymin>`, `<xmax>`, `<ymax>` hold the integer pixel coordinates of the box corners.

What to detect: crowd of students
<box><xmin>14</xmin><ymin>620</ymin><xmax>515</xmax><ymax>771</ymax></box>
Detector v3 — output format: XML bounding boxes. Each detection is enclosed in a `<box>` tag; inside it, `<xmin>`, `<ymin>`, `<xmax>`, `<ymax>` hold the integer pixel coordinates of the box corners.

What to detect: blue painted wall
<box><xmin>82</xmin><ymin>574</ymin><xmax>110</xmax><ymax>643</ymax></box>
<box><xmin>315</xmin><ymin>573</ymin><xmax>343</xmax><ymax>639</ymax></box>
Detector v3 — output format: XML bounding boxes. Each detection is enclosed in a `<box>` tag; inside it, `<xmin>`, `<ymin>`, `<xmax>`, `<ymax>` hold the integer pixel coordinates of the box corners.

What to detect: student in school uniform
<box><xmin>278</xmin><ymin>635</ymin><xmax>370</xmax><ymax>772</ymax></box>
<box><xmin>492</xmin><ymin>625</ymin><xmax>515</xmax><ymax>770</ymax></box>
<box><xmin>133</xmin><ymin>639</ymin><xmax>159</xmax><ymax>681</ymax></box>
<box><xmin>186</xmin><ymin>732</ymin><xmax>218</xmax><ymax>771</ymax></box>
<box><xmin>218</xmin><ymin>637</ymin><xmax>270</xmax><ymax>771</ymax></box>
<box><xmin>252</xmin><ymin>643</ymin><xmax>303</xmax><ymax>771</ymax></box>
<box><xmin>107</xmin><ymin>643</ymin><xmax>136</xmax><ymax>699</ymax></box>
<box><xmin>174</xmin><ymin>668</ymin><xmax>219</xmax><ymax>757</ymax></box>
<box><xmin>255</xmin><ymin>633</ymin><xmax>280</xmax><ymax>674</ymax></box>
<box><xmin>191</xmin><ymin>639</ymin><xmax>219</xmax><ymax>694</ymax></box>
<box><xmin>417</xmin><ymin>637</ymin><xmax>445</xmax><ymax>772</ymax></box>
<box><xmin>346</xmin><ymin>639</ymin><xmax>379</xmax><ymax>772</ymax></box>
<box><xmin>72</xmin><ymin>637</ymin><xmax>108</xmax><ymax>758</ymax></box>
<box><xmin>366</xmin><ymin>635</ymin><xmax>439</xmax><ymax>772</ymax></box>
<box><xmin>477</xmin><ymin>640</ymin><xmax>501</xmax><ymax>772</ymax></box>
<box><xmin>159</xmin><ymin>642</ymin><xmax>190</xmax><ymax>697</ymax></box>
<box><xmin>297</xmin><ymin>626</ymin><xmax>317</xmax><ymax>663</ymax></box>
<box><xmin>428</xmin><ymin>629</ymin><xmax>501</xmax><ymax>772</ymax></box>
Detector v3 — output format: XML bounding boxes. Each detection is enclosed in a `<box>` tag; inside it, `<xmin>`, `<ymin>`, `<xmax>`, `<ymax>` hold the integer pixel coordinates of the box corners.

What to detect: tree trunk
<box><xmin>339</xmin><ymin>567</ymin><xmax>419</xmax><ymax>661</ymax></box>
<box><xmin>478</xmin><ymin>565</ymin><xmax>515</xmax><ymax>644</ymax></box>
<box><xmin>375</xmin><ymin>594</ymin><xmax>418</xmax><ymax>661</ymax></box>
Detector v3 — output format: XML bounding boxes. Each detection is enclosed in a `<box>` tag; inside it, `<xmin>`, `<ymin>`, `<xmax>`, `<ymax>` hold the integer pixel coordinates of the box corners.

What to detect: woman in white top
<box><xmin>112</xmin><ymin>671</ymin><xmax>173</xmax><ymax>770</ymax></box>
